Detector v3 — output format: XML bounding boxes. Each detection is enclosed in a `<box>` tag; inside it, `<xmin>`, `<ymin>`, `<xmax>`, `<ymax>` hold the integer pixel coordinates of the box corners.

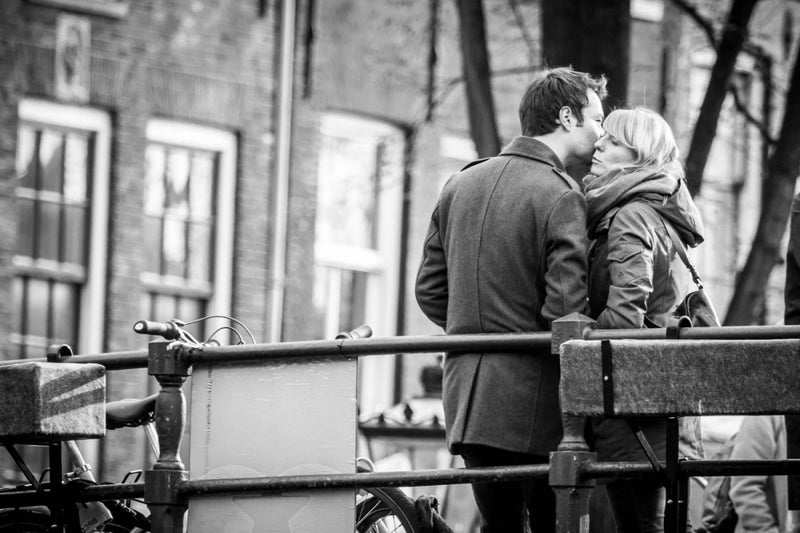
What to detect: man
<box><xmin>415</xmin><ymin>67</ymin><xmax>607</xmax><ymax>533</ymax></box>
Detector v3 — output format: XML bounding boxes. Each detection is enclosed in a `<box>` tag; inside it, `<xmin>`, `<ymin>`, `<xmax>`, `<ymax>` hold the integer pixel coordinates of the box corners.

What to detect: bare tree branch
<box><xmin>508</xmin><ymin>0</ymin><xmax>537</xmax><ymax>61</ymax></box>
<box><xmin>670</xmin><ymin>0</ymin><xmax>718</xmax><ymax>47</ymax></box>
<box><xmin>730</xmin><ymin>78</ymin><xmax>777</xmax><ymax>145</ymax></box>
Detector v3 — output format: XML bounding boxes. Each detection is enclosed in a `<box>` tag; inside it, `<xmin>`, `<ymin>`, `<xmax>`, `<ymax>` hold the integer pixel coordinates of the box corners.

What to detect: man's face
<box><xmin>570</xmin><ymin>90</ymin><xmax>605</xmax><ymax>164</ymax></box>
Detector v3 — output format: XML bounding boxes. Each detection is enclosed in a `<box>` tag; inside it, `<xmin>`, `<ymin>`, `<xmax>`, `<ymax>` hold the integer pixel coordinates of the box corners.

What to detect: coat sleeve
<box><xmin>541</xmin><ymin>189</ymin><xmax>589</xmax><ymax>327</ymax></box>
<box><xmin>729</xmin><ymin>416</ymin><xmax>782</xmax><ymax>533</ymax></box>
<box><xmin>415</xmin><ymin>203</ymin><xmax>448</xmax><ymax>329</ymax></box>
<box><xmin>595</xmin><ymin>206</ymin><xmax>655</xmax><ymax>330</ymax></box>
<box><xmin>786</xmin><ymin>194</ymin><xmax>800</xmax><ymax>325</ymax></box>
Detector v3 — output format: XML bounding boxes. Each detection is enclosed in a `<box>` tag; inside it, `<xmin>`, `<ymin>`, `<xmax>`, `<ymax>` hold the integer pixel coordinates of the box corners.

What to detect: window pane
<box><xmin>190</xmin><ymin>153</ymin><xmax>214</xmax><ymax>219</ymax></box>
<box><xmin>151</xmin><ymin>292</ymin><xmax>179</xmax><ymax>322</ymax></box>
<box><xmin>145</xmin><ymin>145</ymin><xmax>166</xmax><ymax>215</ymax></box>
<box><xmin>63</xmin><ymin>133</ymin><xmax>88</xmax><ymax>203</ymax></box>
<box><xmin>17</xmin><ymin>197</ymin><xmax>36</xmax><ymax>258</ymax></box>
<box><xmin>25</xmin><ymin>278</ymin><xmax>50</xmax><ymax>340</ymax></box>
<box><xmin>316</xmin><ymin>135</ymin><xmax>379</xmax><ymax>249</ymax></box>
<box><xmin>165</xmin><ymin>149</ymin><xmax>190</xmax><ymax>217</ymax></box>
<box><xmin>339</xmin><ymin>269</ymin><xmax>367</xmax><ymax>332</ymax></box>
<box><xmin>37</xmin><ymin>201</ymin><xmax>60</xmax><ymax>261</ymax></box>
<box><xmin>16</xmin><ymin>126</ymin><xmax>37</xmax><ymax>189</ymax></box>
<box><xmin>51</xmin><ymin>282</ymin><xmax>78</xmax><ymax>344</ymax></box>
<box><xmin>177</xmin><ymin>297</ymin><xmax>204</xmax><ymax>329</ymax></box>
<box><xmin>63</xmin><ymin>204</ymin><xmax>86</xmax><ymax>266</ymax></box>
<box><xmin>312</xmin><ymin>265</ymin><xmax>332</xmax><ymax>338</ymax></box>
<box><xmin>187</xmin><ymin>222</ymin><xmax>211</xmax><ymax>282</ymax></box>
<box><xmin>39</xmin><ymin>130</ymin><xmax>64</xmax><ymax>194</ymax></box>
<box><xmin>11</xmin><ymin>277</ymin><xmax>23</xmax><ymax>337</ymax></box>
<box><xmin>162</xmin><ymin>217</ymin><xmax>187</xmax><ymax>277</ymax></box>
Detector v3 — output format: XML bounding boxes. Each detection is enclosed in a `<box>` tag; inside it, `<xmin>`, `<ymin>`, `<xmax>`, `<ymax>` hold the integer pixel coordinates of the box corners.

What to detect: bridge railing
<box><xmin>1</xmin><ymin>315</ymin><xmax>800</xmax><ymax>533</ymax></box>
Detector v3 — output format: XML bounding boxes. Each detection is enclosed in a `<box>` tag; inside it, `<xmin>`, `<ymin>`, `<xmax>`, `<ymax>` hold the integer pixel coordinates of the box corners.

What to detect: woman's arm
<box><xmin>595</xmin><ymin>205</ymin><xmax>655</xmax><ymax>330</ymax></box>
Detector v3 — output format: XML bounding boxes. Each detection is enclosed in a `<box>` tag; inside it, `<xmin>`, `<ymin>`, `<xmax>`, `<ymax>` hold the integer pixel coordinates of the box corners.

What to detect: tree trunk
<box><xmin>541</xmin><ymin>0</ymin><xmax>630</xmax><ymax>111</ymax></box>
<box><xmin>724</xmin><ymin>36</ymin><xmax>800</xmax><ymax>325</ymax></box>
<box><xmin>683</xmin><ymin>0</ymin><xmax>759</xmax><ymax>196</ymax></box>
<box><xmin>455</xmin><ymin>0</ymin><xmax>500</xmax><ymax>158</ymax></box>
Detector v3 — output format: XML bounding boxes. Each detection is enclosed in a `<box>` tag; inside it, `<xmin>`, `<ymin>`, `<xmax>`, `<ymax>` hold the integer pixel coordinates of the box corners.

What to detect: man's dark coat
<box><xmin>415</xmin><ymin>136</ymin><xmax>588</xmax><ymax>455</ymax></box>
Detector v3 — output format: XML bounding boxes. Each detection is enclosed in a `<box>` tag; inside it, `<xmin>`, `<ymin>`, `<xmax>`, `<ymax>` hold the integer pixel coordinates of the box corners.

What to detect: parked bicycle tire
<box><xmin>0</xmin><ymin>509</ymin><xmax>50</xmax><ymax>532</ymax></box>
<box><xmin>356</xmin><ymin>487</ymin><xmax>423</xmax><ymax>533</ymax></box>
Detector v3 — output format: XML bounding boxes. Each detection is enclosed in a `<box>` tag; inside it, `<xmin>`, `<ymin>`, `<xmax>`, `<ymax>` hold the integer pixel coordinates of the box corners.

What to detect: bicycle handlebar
<box><xmin>132</xmin><ymin>320</ymin><xmax>182</xmax><ymax>340</ymax></box>
<box><xmin>335</xmin><ymin>324</ymin><xmax>373</xmax><ymax>340</ymax></box>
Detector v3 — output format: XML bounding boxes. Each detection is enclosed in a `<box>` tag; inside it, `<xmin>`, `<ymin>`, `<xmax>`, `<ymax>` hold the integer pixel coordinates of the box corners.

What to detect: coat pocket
<box><xmin>607</xmin><ymin>241</ymin><xmax>651</xmax><ymax>286</ymax></box>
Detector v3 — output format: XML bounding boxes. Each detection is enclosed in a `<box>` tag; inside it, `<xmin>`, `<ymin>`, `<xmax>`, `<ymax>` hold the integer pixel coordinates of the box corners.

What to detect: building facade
<box><xmin>1</xmin><ymin>0</ymin><xmax>798</xmax><ymax>486</ymax></box>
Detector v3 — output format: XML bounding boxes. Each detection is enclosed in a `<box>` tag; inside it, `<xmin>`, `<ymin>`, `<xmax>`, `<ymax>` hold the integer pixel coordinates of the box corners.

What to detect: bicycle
<box><xmin>0</xmin><ymin>389</ymin><xmax>156</xmax><ymax>532</ymax></box>
<box><xmin>0</xmin><ymin>317</ymin><xmax>426</xmax><ymax>532</ymax></box>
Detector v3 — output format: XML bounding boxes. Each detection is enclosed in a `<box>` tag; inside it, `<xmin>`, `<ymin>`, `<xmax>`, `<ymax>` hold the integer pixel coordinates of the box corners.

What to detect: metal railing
<box><xmin>1</xmin><ymin>320</ymin><xmax>800</xmax><ymax>532</ymax></box>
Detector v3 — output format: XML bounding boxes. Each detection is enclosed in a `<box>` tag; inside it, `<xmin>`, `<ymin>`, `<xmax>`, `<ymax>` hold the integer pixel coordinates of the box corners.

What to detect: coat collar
<box><xmin>500</xmin><ymin>136</ymin><xmax>566</xmax><ymax>171</ymax></box>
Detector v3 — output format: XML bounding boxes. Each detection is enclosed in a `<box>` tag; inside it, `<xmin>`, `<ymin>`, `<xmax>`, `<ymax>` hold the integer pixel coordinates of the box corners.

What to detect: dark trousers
<box><xmin>460</xmin><ymin>444</ymin><xmax>555</xmax><ymax>533</ymax></box>
<box><xmin>605</xmin><ymin>479</ymin><xmax>665</xmax><ymax>533</ymax></box>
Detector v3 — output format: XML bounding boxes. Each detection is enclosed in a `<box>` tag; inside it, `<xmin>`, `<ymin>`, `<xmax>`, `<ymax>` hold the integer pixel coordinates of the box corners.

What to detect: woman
<box><xmin>585</xmin><ymin>107</ymin><xmax>705</xmax><ymax>533</ymax></box>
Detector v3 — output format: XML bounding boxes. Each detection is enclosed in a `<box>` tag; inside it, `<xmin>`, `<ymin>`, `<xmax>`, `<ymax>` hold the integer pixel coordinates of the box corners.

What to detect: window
<box><xmin>313</xmin><ymin>113</ymin><xmax>405</xmax><ymax>415</ymax></box>
<box><xmin>142</xmin><ymin>120</ymin><xmax>237</xmax><ymax>341</ymax></box>
<box><xmin>12</xmin><ymin>99</ymin><xmax>110</xmax><ymax>359</ymax></box>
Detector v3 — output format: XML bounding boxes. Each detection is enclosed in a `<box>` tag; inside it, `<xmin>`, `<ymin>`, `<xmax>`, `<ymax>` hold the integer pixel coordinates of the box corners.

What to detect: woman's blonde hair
<box><xmin>602</xmin><ymin>107</ymin><xmax>684</xmax><ymax>179</ymax></box>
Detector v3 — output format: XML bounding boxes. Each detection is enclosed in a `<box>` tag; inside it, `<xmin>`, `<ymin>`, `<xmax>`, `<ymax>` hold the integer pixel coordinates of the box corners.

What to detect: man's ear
<box><xmin>557</xmin><ymin>106</ymin><xmax>574</xmax><ymax>131</ymax></box>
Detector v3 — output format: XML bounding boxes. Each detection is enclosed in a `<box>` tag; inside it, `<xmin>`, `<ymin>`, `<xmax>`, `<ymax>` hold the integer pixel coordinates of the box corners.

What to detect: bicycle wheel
<box><xmin>356</xmin><ymin>487</ymin><xmax>423</xmax><ymax>533</ymax></box>
<box><xmin>0</xmin><ymin>509</ymin><xmax>50</xmax><ymax>532</ymax></box>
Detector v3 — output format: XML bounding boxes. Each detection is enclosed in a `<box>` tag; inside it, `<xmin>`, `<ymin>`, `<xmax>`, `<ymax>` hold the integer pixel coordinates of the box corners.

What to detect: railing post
<box><xmin>145</xmin><ymin>340</ymin><xmax>191</xmax><ymax>533</ymax></box>
<box><xmin>551</xmin><ymin>313</ymin><xmax>597</xmax><ymax>533</ymax></box>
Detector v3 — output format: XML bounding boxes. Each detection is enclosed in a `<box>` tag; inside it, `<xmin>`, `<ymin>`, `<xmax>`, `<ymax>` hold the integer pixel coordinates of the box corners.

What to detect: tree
<box><xmin>725</xmin><ymin>39</ymin><xmax>800</xmax><ymax>325</ymax></box>
<box><xmin>676</xmin><ymin>0</ymin><xmax>760</xmax><ymax>197</ymax></box>
<box><xmin>455</xmin><ymin>0</ymin><xmax>501</xmax><ymax>157</ymax></box>
<box><xmin>669</xmin><ymin>0</ymin><xmax>800</xmax><ymax>325</ymax></box>
<box><xmin>541</xmin><ymin>0</ymin><xmax>631</xmax><ymax>112</ymax></box>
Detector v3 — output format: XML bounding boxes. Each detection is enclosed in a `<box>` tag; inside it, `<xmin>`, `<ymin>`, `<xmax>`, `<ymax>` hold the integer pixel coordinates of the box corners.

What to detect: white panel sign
<box><xmin>188</xmin><ymin>356</ymin><xmax>357</xmax><ymax>532</ymax></box>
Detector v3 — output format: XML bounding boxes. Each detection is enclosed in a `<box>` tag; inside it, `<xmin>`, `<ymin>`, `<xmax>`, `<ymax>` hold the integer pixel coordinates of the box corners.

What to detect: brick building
<box><xmin>1</xmin><ymin>0</ymin><xmax>797</xmax><ymax>489</ymax></box>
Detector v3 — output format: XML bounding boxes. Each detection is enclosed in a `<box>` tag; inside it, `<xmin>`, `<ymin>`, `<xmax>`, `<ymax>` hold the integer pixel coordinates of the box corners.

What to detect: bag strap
<box><xmin>661</xmin><ymin>219</ymin><xmax>704</xmax><ymax>290</ymax></box>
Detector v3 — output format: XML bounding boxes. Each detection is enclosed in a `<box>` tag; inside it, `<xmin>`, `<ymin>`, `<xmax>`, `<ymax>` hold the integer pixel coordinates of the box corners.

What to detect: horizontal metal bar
<box><xmin>680</xmin><ymin>459</ymin><xmax>800</xmax><ymax>477</ymax></box>
<box><xmin>178</xmin><ymin>465</ymin><xmax>550</xmax><ymax>497</ymax></box>
<box><xmin>184</xmin><ymin>333</ymin><xmax>553</xmax><ymax>366</ymax></box>
<box><xmin>0</xmin><ymin>350</ymin><xmax>148</xmax><ymax>370</ymax></box>
<box><xmin>0</xmin><ymin>325</ymin><xmax>798</xmax><ymax>370</ymax></box>
<box><xmin>584</xmin><ymin>325</ymin><xmax>800</xmax><ymax>341</ymax></box>
<box><xmin>5</xmin><ymin>458</ymin><xmax>800</xmax><ymax>509</ymax></box>
<box><xmin>0</xmin><ymin>482</ymin><xmax>145</xmax><ymax>508</ymax></box>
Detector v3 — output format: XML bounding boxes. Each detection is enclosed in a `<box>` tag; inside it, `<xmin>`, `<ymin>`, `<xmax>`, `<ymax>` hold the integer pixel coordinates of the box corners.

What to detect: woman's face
<box><xmin>590</xmin><ymin>132</ymin><xmax>637</xmax><ymax>176</ymax></box>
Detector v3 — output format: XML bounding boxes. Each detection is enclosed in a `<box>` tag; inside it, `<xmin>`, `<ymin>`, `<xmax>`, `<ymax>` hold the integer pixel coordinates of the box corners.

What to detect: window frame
<box><xmin>16</xmin><ymin>98</ymin><xmax>111</xmax><ymax>356</ymax></box>
<box><xmin>143</xmin><ymin>118</ymin><xmax>237</xmax><ymax>320</ymax></box>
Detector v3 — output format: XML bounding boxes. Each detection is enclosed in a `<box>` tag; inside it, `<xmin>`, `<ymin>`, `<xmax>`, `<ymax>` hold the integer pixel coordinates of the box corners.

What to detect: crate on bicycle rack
<box><xmin>0</xmin><ymin>362</ymin><xmax>105</xmax><ymax>442</ymax></box>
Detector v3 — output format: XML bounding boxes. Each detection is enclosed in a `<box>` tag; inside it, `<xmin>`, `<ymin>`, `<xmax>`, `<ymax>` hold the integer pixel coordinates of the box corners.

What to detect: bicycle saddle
<box><xmin>106</xmin><ymin>394</ymin><xmax>158</xmax><ymax>430</ymax></box>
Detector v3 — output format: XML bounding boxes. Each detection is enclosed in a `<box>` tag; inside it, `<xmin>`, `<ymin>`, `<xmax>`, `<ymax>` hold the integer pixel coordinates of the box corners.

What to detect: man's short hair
<box><xmin>519</xmin><ymin>67</ymin><xmax>608</xmax><ymax>137</ymax></box>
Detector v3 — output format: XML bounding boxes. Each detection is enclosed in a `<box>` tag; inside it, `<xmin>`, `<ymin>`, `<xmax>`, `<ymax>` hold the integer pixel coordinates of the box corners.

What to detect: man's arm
<box><xmin>541</xmin><ymin>189</ymin><xmax>589</xmax><ymax>327</ymax></box>
<box><xmin>415</xmin><ymin>203</ymin><xmax>448</xmax><ymax>329</ymax></box>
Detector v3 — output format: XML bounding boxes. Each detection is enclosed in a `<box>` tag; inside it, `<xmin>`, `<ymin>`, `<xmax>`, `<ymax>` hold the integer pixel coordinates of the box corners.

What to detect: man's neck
<box><xmin>531</xmin><ymin>134</ymin><xmax>571</xmax><ymax>168</ymax></box>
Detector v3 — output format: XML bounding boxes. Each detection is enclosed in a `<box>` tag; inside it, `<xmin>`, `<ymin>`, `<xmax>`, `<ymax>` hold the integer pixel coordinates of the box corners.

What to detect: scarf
<box><xmin>583</xmin><ymin>167</ymin><xmax>679</xmax><ymax>236</ymax></box>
